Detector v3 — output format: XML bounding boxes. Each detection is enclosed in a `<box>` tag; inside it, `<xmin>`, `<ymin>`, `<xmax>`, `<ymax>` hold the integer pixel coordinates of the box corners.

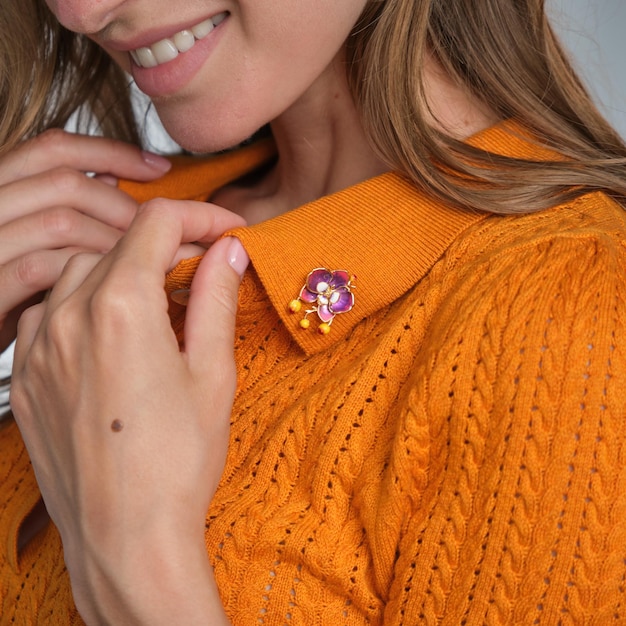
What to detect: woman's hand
<box><xmin>10</xmin><ymin>198</ymin><xmax>246</xmax><ymax>625</ymax></box>
<box><xmin>0</xmin><ymin>129</ymin><xmax>173</xmax><ymax>353</ymax></box>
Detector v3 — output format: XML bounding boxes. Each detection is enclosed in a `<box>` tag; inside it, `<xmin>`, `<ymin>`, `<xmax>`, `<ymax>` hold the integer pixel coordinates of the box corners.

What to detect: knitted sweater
<box><xmin>1</xmin><ymin>123</ymin><xmax>625</xmax><ymax>625</ymax></box>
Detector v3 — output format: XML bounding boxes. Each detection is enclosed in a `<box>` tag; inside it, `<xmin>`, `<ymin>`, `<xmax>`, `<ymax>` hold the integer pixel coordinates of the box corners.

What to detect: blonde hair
<box><xmin>2</xmin><ymin>0</ymin><xmax>625</xmax><ymax>214</ymax></box>
<box><xmin>0</xmin><ymin>0</ymin><xmax>137</xmax><ymax>154</ymax></box>
<box><xmin>347</xmin><ymin>0</ymin><xmax>626</xmax><ymax>212</ymax></box>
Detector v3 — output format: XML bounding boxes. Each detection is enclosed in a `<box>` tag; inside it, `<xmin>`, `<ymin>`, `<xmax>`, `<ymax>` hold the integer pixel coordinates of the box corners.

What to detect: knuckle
<box><xmin>14</xmin><ymin>252</ymin><xmax>51</xmax><ymax>289</ymax></box>
<box><xmin>48</xmin><ymin>166</ymin><xmax>84</xmax><ymax>193</ymax></box>
<box><xmin>33</xmin><ymin>128</ymin><xmax>70</xmax><ymax>154</ymax></box>
<box><xmin>61</xmin><ymin>250</ymin><xmax>94</xmax><ymax>273</ymax></box>
<box><xmin>88</xmin><ymin>278</ymin><xmax>136</xmax><ymax>330</ymax></box>
<box><xmin>41</xmin><ymin>206</ymin><xmax>79</xmax><ymax>237</ymax></box>
<box><xmin>212</xmin><ymin>278</ymin><xmax>239</xmax><ymax>319</ymax></box>
<box><xmin>40</xmin><ymin>304</ymin><xmax>83</xmax><ymax>365</ymax></box>
<box><xmin>8</xmin><ymin>379</ymin><xmax>27</xmax><ymax>419</ymax></box>
<box><xmin>138</xmin><ymin>197</ymin><xmax>172</xmax><ymax>219</ymax></box>
<box><xmin>45</xmin><ymin>305</ymin><xmax>75</xmax><ymax>344</ymax></box>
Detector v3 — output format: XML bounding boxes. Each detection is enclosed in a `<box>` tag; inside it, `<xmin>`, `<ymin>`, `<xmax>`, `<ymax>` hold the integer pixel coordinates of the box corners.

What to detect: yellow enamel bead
<box><xmin>299</xmin><ymin>318</ymin><xmax>311</xmax><ymax>329</ymax></box>
<box><xmin>318</xmin><ymin>322</ymin><xmax>331</xmax><ymax>335</ymax></box>
<box><xmin>289</xmin><ymin>299</ymin><xmax>302</xmax><ymax>313</ymax></box>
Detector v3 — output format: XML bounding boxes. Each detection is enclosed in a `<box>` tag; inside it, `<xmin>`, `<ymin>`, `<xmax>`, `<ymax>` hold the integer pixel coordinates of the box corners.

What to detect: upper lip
<box><xmin>103</xmin><ymin>12</ymin><xmax>227</xmax><ymax>52</ymax></box>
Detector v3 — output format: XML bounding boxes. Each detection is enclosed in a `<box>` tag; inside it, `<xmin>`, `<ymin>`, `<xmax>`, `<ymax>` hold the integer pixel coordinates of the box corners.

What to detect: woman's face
<box><xmin>45</xmin><ymin>0</ymin><xmax>368</xmax><ymax>151</ymax></box>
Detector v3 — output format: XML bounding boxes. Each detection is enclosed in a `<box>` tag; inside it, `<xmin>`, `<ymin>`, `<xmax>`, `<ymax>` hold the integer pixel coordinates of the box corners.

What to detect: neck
<box><xmin>268</xmin><ymin>70</ymin><xmax>390</xmax><ymax>213</ymax></box>
<box><xmin>215</xmin><ymin>52</ymin><xmax>497</xmax><ymax>225</ymax></box>
<box><xmin>422</xmin><ymin>53</ymin><xmax>499</xmax><ymax>139</ymax></box>
<box><xmin>215</xmin><ymin>55</ymin><xmax>390</xmax><ymax>225</ymax></box>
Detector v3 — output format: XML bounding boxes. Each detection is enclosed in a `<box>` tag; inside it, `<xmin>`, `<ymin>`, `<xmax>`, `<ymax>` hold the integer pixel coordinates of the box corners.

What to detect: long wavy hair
<box><xmin>0</xmin><ymin>0</ymin><xmax>138</xmax><ymax>151</ymax></box>
<box><xmin>2</xmin><ymin>0</ymin><xmax>625</xmax><ymax>214</ymax></box>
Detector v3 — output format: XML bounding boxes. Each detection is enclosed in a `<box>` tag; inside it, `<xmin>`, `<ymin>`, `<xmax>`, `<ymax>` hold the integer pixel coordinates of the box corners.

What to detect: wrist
<box><xmin>67</xmin><ymin>528</ymin><xmax>230</xmax><ymax>626</ymax></box>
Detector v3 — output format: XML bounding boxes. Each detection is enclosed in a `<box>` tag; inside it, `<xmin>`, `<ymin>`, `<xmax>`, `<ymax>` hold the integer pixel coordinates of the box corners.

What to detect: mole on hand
<box><xmin>110</xmin><ymin>419</ymin><xmax>124</xmax><ymax>433</ymax></box>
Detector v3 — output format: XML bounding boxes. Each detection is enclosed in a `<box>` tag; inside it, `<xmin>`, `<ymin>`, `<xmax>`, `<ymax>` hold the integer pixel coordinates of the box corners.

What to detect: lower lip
<box><xmin>130</xmin><ymin>17</ymin><xmax>227</xmax><ymax>98</ymax></box>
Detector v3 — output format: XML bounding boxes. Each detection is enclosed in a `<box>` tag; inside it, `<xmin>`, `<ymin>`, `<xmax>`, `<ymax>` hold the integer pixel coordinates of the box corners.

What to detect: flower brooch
<box><xmin>288</xmin><ymin>268</ymin><xmax>356</xmax><ymax>335</ymax></box>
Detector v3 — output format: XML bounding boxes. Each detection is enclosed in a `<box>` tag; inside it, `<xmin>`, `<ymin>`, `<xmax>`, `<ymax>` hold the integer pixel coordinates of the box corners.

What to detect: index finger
<box><xmin>0</xmin><ymin>130</ymin><xmax>171</xmax><ymax>187</ymax></box>
<box><xmin>98</xmin><ymin>198</ymin><xmax>246</xmax><ymax>290</ymax></box>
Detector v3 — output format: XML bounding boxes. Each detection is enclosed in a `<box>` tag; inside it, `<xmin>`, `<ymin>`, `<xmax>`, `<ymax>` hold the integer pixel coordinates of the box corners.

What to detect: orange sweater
<box><xmin>1</xmin><ymin>123</ymin><xmax>626</xmax><ymax>625</ymax></box>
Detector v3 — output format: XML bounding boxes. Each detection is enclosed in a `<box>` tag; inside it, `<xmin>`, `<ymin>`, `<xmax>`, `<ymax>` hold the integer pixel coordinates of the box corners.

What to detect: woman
<box><xmin>1</xmin><ymin>0</ymin><xmax>625</xmax><ymax>623</ymax></box>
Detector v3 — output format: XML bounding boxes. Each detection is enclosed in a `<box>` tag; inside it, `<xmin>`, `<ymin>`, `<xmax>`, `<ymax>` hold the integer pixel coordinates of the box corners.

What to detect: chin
<box><xmin>154</xmin><ymin>105</ymin><xmax>266</xmax><ymax>154</ymax></box>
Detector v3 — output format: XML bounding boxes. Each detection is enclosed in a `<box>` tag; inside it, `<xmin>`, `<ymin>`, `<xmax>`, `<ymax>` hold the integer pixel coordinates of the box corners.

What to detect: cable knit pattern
<box><xmin>1</xmin><ymin>126</ymin><xmax>625</xmax><ymax>624</ymax></box>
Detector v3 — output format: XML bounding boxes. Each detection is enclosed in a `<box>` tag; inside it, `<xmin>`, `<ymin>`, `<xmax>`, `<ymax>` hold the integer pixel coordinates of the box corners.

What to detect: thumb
<box><xmin>183</xmin><ymin>237</ymin><xmax>249</xmax><ymax>373</ymax></box>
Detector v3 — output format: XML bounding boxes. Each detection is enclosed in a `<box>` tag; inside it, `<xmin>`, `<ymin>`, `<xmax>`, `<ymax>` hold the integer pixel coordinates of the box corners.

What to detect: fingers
<box><xmin>191</xmin><ymin>206</ymin><xmax>247</xmax><ymax>247</ymax></box>
<box><xmin>42</xmin><ymin>252</ymin><xmax>104</xmax><ymax>311</ymax></box>
<box><xmin>0</xmin><ymin>130</ymin><xmax>174</xmax><ymax>345</ymax></box>
<box><xmin>12</xmin><ymin>199</ymin><xmax>247</xmax><ymax>375</ymax></box>
<box><xmin>103</xmin><ymin>199</ymin><xmax>246</xmax><ymax>288</ymax></box>
<box><xmin>0</xmin><ymin>129</ymin><xmax>171</xmax><ymax>187</ymax></box>
<box><xmin>0</xmin><ymin>206</ymin><xmax>124</xmax><ymax>320</ymax></box>
<box><xmin>172</xmin><ymin>242</ymin><xmax>211</xmax><ymax>268</ymax></box>
<box><xmin>0</xmin><ymin>247</ymin><xmax>87</xmax><ymax>317</ymax></box>
<box><xmin>183</xmin><ymin>237</ymin><xmax>249</xmax><ymax>377</ymax></box>
<box><xmin>0</xmin><ymin>208</ymin><xmax>124</xmax><ymax>264</ymax></box>
<box><xmin>12</xmin><ymin>251</ymin><xmax>102</xmax><ymax>380</ymax></box>
<box><xmin>0</xmin><ymin>168</ymin><xmax>139</xmax><ymax>231</ymax></box>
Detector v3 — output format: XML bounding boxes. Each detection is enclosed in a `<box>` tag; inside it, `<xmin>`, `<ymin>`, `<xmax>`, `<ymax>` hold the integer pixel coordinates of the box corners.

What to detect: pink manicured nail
<box><xmin>226</xmin><ymin>238</ymin><xmax>250</xmax><ymax>278</ymax></box>
<box><xmin>141</xmin><ymin>151</ymin><xmax>172</xmax><ymax>173</ymax></box>
<box><xmin>95</xmin><ymin>174</ymin><xmax>119</xmax><ymax>187</ymax></box>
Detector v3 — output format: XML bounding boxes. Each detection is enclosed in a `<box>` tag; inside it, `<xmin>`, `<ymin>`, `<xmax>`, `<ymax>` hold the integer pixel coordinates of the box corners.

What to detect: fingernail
<box><xmin>96</xmin><ymin>174</ymin><xmax>119</xmax><ymax>187</ymax></box>
<box><xmin>141</xmin><ymin>151</ymin><xmax>172</xmax><ymax>173</ymax></box>
<box><xmin>226</xmin><ymin>238</ymin><xmax>249</xmax><ymax>278</ymax></box>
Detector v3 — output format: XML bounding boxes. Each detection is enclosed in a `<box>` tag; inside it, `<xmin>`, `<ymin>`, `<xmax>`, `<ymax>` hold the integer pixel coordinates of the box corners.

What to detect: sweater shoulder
<box><xmin>458</xmin><ymin>191</ymin><xmax>626</xmax><ymax>264</ymax></box>
<box><xmin>423</xmin><ymin>192</ymin><xmax>626</xmax><ymax>351</ymax></box>
<box><xmin>399</xmin><ymin>188</ymin><xmax>626</xmax><ymax>463</ymax></box>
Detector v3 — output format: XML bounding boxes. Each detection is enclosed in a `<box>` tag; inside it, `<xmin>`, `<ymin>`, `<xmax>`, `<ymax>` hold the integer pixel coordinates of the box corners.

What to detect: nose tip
<box><xmin>48</xmin><ymin>0</ymin><xmax>119</xmax><ymax>35</ymax></box>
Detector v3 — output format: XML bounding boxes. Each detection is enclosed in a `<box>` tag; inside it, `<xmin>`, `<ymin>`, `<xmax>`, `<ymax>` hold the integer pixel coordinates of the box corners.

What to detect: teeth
<box><xmin>151</xmin><ymin>39</ymin><xmax>179</xmax><ymax>64</ymax></box>
<box><xmin>212</xmin><ymin>12</ymin><xmax>227</xmax><ymax>26</ymax></box>
<box><xmin>131</xmin><ymin>12</ymin><xmax>227</xmax><ymax>68</ymax></box>
<box><xmin>135</xmin><ymin>47</ymin><xmax>157</xmax><ymax>68</ymax></box>
<box><xmin>173</xmin><ymin>30</ymin><xmax>195</xmax><ymax>53</ymax></box>
<box><xmin>191</xmin><ymin>19</ymin><xmax>214</xmax><ymax>39</ymax></box>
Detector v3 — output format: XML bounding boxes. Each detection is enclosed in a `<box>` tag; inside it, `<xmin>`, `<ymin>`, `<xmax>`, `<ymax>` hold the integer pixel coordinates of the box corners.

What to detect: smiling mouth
<box><xmin>129</xmin><ymin>12</ymin><xmax>228</xmax><ymax>68</ymax></box>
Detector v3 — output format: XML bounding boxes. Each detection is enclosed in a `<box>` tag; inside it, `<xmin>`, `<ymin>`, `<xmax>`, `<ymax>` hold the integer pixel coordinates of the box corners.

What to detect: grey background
<box><xmin>550</xmin><ymin>0</ymin><xmax>626</xmax><ymax>138</ymax></box>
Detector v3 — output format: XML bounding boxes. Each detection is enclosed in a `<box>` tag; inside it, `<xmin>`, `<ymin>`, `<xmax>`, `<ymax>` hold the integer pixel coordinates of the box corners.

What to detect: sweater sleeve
<box><xmin>384</xmin><ymin>231</ymin><xmax>626</xmax><ymax>625</ymax></box>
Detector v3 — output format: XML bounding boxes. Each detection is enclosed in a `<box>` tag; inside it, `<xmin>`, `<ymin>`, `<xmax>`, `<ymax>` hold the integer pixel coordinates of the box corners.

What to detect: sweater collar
<box><xmin>229</xmin><ymin>172</ymin><xmax>483</xmax><ymax>355</ymax></box>
<box><xmin>158</xmin><ymin>121</ymin><xmax>544</xmax><ymax>355</ymax></box>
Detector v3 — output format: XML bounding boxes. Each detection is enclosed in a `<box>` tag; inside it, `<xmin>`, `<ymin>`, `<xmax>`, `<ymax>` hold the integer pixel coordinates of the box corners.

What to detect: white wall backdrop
<box><xmin>550</xmin><ymin>0</ymin><xmax>626</xmax><ymax>138</ymax></box>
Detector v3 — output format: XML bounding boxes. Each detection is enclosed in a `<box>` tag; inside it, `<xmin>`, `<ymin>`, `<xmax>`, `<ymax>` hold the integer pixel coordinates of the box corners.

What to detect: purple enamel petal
<box><xmin>329</xmin><ymin>289</ymin><xmax>354</xmax><ymax>314</ymax></box>
<box><xmin>329</xmin><ymin>270</ymin><xmax>351</xmax><ymax>289</ymax></box>
<box><xmin>299</xmin><ymin>286</ymin><xmax>318</xmax><ymax>303</ymax></box>
<box><xmin>317</xmin><ymin>304</ymin><xmax>335</xmax><ymax>323</ymax></box>
<box><xmin>306</xmin><ymin>269</ymin><xmax>332</xmax><ymax>291</ymax></box>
